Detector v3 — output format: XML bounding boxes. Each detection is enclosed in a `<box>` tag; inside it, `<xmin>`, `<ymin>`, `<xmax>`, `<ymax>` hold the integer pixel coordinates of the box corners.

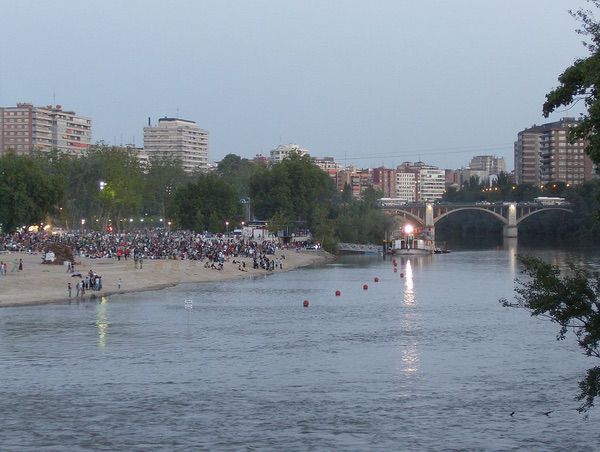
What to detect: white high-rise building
<box><xmin>269</xmin><ymin>143</ymin><xmax>309</xmax><ymax>164</ymax></box>
<box><xmin>418</xmin><ymin>168</ymin><xmax>445</xmax><ymax>201</ymax></box>
<box><xmin>395</xmin><ymin>172</ymin><xmax>416</xmax><ymax>202</ymax></box>
<box><xmin>143</xmin><ymin>117</ymin><xmax>209</xmax><ymax>173</ymax></box>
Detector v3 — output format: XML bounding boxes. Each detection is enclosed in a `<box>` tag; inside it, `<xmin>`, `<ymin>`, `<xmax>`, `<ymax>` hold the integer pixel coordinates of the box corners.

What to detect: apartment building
<box><xmin>395</xmin><ymin>172</ymin><xmax>416</xmax><ymax>202</ymax></box>
<box><xmin>143</xmin><ymin>117</ymin><xmax>209</xmax><ymax>173</ymax></box>
<box><xmin>269</xmin><ymin>143</ymin><xmax>310</xmax><ymax>164</ymax></box>
<box><xmin>515</xmin><ymin>118</ymin><xmax>592</xmax><ymax>186</ymax></box>
<box><xmin>0</xmin><ymin>103</ymin><xmax>92</xmax><ymax>155</ymax></box>
<box><xmin>396</xmin><ymin>162</ymin><xmax>445</xmax><ymax>201</ymax></box>
<box><xmin>372</xmin><ymin>167</ymin><xmax>397</xmax><ymax>198</ymax></box>
<box><xmin>469</xmin><ymin>155</ymin><xmax>506</xmax><ymax>176</ymax></box>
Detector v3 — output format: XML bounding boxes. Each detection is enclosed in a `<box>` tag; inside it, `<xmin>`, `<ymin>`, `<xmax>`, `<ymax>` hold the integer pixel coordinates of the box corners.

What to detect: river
<box><xmin>1</xmin><ymin>241</ymin><xmax>599</xmax><ymax>450</ymax></box>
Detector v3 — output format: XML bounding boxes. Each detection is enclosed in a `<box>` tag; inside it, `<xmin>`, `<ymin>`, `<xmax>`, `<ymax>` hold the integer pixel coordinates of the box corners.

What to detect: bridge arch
<box><xmin>433</xmin><ymin>207</ymin><xmax>508</xmax><ymax>226</ymax></box>
<box><xmin>516</xmin><ymin>207</ymin><xmax>573</xmax><ymax>225</ymax></box>
<box><xmin>390</xmin><ymin>210</ymin><xmax>425</xmax><ymax>227</ymax></box>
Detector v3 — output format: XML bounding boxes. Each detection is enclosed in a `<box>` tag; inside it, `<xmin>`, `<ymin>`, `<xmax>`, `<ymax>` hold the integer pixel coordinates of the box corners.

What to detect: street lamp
<box><xmin>225</xmin><ymin>221</ymin><xmax>229</xmax><ymax>235</ymax></box>
<box><xmin>99</xmin><ymin>180</ymin><xmax>106</xmax><ymax>190</ymax></box>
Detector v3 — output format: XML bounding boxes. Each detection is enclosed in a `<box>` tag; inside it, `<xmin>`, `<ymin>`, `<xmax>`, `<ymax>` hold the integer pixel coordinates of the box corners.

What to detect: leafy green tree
<box><xmin>249</xmin><ymin>154</ymin><xmax>336</xmax><ymax>232</ymax></box>
<box><xmin>143</xmin><ymin>155</ymin><xmax>188</xmax><ymax>219</ymax></box>
<box><xmin>0</xmin><ymin>152</ymin><xmax>62</xmax><ymax>232</ymax></box>
<box><xmin>502</xmin><ymin>256</ymin><xmax>600</xmax><ymax>412</ymax></box>
<box><xmin>504</xmin><ymin>1</ymin><xmax>600</xmax><ymax>413</ymax></box>
<box><xmin>217</xmin><ymin>154</ymin><xmax>259</xmax><ymax>198</ymax></box>
<box><xmin>171</xmin><ymin>174</ymin><xmax>241</xmax><ymax>231</ymax></box>
<box><xmin>87</xmin><ymin>144</ymin><xmax>145</xmax><ymax>229</ymax></box>
<box><xmin>543</xmin><ymin>0</ymin><xmax>600</xmax><ymax>163</ymax></box>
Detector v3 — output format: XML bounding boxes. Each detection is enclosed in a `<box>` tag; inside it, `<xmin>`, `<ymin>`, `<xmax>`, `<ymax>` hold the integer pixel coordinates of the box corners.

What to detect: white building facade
<box><xmin>143</xmin><ymin>117</ymin><xmax>209</xmax><ymax>173</ymax></box>
<box><xmin>269</xmin><ymin>143</ymin><xmax>310</xmax><ymax>164</ymax></box>
<box><xmin>395</xmin><ymin>172</ymin><xmax>416</xmax><ymax>202</ymax></box>
<box><xmin>418</xmin><ymin>168</ymin><xmax>445</xmax><ymax>201</ymax></box>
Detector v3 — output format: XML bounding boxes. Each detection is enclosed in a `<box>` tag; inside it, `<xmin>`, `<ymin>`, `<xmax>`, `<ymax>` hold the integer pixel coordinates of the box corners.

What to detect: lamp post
<box><xmin>225</xmin><ymin>221</ymin><xmax>229</xmax><ymax>235</ymax></box>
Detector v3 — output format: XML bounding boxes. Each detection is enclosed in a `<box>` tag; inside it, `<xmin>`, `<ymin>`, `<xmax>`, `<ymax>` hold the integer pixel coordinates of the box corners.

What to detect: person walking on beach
<box><xmin>0</xmin><ymin>261</ymin><xmax>4</xmax><ymax>276</ymax></box>
<box><xmin>75</xmin><ymin>281</ymin><xmax>81</xmax><ymax>297</ymax></box>
<box><xmin>67</xmin><ymin>282</ymin><xmax>72</xmax><ymax>298</ymax></box>
<box><xmin>18</xmin><ymin>258</ymin><xmax>23</xmax><ymax>271</ymax></box>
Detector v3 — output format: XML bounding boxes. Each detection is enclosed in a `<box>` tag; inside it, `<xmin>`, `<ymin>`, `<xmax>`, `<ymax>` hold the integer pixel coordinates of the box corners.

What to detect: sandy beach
<box><xmin>0</xmin><ymin>249</ymin><xmax>332</xmax><ymax>307</ymax></box>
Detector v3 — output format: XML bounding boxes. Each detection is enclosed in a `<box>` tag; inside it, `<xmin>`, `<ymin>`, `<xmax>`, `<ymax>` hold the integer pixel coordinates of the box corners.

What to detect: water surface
<box><xmin>1</xmin><ymin>245</ymin><xmax>599</xmax><ymax>450</ymax></box>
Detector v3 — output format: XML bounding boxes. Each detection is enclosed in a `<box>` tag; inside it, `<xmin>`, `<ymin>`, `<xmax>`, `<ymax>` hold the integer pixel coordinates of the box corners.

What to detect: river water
<box><xmin>1</xmin><ymin>241</ymin><xmax>599</xmax><ymax>450</ymax></box>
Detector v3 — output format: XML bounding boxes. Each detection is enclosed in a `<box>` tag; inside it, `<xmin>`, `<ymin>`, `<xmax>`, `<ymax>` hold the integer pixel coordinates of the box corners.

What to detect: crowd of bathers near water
<box><xmin>0</xmin><ymin>229</ymin><xmax>315</xmax><ymax>271</ymax></box>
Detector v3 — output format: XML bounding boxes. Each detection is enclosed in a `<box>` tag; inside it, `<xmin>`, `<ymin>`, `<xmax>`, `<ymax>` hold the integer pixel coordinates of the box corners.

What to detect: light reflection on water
<box><xmin>0</xmin><ymin>245</ymin><xmax>599</xmax><ymax>450</ymax></box>
<box><xmin>96</xmin><ymin>296</ymin><xmax>108</xmax><ymax>348</ymax></box>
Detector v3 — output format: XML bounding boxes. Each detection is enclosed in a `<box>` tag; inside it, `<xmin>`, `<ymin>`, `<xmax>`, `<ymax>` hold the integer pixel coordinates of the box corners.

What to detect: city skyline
<box><xmin>0</xmin><ymin>1</ymin><xmax>590</xmax><ymax>170</ymax></box>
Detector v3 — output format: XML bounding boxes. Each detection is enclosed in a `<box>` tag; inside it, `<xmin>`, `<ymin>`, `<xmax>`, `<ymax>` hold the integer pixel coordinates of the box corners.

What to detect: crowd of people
<box><xmin>0</xmin><ymin>229</ymin><xmax>289</xmax><ymax>268</ymax></box>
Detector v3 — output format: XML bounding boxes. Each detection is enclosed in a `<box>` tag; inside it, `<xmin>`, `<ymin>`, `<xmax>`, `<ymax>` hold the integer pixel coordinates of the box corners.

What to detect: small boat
<box><xmin>390</xmin><ymin>237</ymin><xmax>435</xmax><ymax>255</ymax></box>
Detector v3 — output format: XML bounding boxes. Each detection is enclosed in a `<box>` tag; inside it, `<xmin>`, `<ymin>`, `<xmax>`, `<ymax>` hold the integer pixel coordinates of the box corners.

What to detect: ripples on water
<box><xmin>1</xmin><ymin>248</ymin><xmax>599</xmax><ymax>450</ymax></box>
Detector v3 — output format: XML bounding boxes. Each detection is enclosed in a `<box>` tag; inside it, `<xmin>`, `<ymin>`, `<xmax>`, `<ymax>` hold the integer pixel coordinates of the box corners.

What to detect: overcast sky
<box><xmin>0</xmin><ymin>0</ymin><xmax>593</xmax><ymax>170</ymax></box>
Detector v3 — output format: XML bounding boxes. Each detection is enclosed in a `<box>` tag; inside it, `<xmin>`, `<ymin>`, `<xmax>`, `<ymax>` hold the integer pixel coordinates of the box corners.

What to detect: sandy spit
<box><xmin>0</xmin><ymin>249</ymin><xmax>333</xmax><ymax>308</ymax></box>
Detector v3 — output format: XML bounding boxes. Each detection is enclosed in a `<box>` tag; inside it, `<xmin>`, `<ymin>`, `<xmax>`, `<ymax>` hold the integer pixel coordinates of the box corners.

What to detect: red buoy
<box><xmin>363</xmin><ymin>284</ymin><xmax>368</xmax><ymax>290</ymax></box>
<box><xmin>374</xmin><ymin>277</ymin><xmax>380</xmax><ymax>283</ymax></box>
<box><xmin>303</xmin><ymin>299</ymin><xmax>309</xmax><ymax>307</ymax></box>
<box><xmin>335</xmin><ymin>290</ymin><xmax>341</xmax><ymax>297</ymax></box>
<box><xmin>393</xmin><ymin>268</ymin><xmax>398</xmax><ymax>273</ymax></box>
<box><xmin>400</xmin><ymin>272</ymin><xmax>404</xmax><ymax>278</ymax></box>
<box><xmin>393</xmin><ymin>259</ymin><xmax>398</xmax><ymax>267</ymax></box>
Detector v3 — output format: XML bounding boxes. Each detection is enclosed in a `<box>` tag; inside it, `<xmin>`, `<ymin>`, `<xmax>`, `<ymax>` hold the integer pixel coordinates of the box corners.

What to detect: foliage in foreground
<box><xmin>501</xmin><ymin>256</ymin><xmax>600</xmax><ymax>412</ymax></box>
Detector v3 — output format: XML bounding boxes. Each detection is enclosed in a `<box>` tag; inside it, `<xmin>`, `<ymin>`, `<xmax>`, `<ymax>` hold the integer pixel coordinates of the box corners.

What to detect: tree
<box><xmin>143</xmin><ymin>155</ymin><xmax>188</xmax><ymax>219</ymax></box>
<box><xmin>87</xmin><ymin>145</ymin><xmax>145</xmax><ymax>228</ymax></box>
<box><xmin>543</xmin><ymin>1</ymin><xmax>600</xmax><ymax>163</ymax></box>
<box><xmin>170</xmin><ymin>174</ymin><xmax>241</xmax><ymax>231</ymax></box>
<box><xmin>501</xmin><ymin>256</ymin><xmax>600</xmax><ymax>412</ymax></box>
<box><xmin>216</xmin><ymin>154</ymin><xmax>259</xmax><ymax>198</ymax></box>
<box><xmin>0</xmin><ymin>152</ymin><xmax>62</xmax><ymax>232</ymax></box>
<box><xmin>504</xmin><ymin>2</ymin><xmax>600</xmax><ymax>412</ymax></box>
<box><xmin>249</xmin><ymin>154</ymin><xmax>336</xmax><ymax>232</ymax></box>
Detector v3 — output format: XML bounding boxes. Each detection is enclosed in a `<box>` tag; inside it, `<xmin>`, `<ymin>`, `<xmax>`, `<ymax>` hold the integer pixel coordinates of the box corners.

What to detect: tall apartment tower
<box><xmin>469</xmin><ymin>155</ymin><xmax>506</xmax><ymax>175</ymax></box>
<box><xmin>396</xmin><ymin>161</ymin><xmax>445</xmax><ymax>202</ymax></box>
<box><xmin>515</xmin><ymin>118</ymin><xmax>592</xmax><ymax>186</ymax></box>
<box><xmin>0</xmin><ymin>103</ymin><xmax>92</xmax><ymax>155</ymax></box>
<box><xmin>143</xmin><ymin>117</ymin><xmax>209</xmax><ymax>173</ymax></box>
<box><xmin>372</xmin><ymin>167</ymin><xmax>397</xmax><ymax>197</ymax></box>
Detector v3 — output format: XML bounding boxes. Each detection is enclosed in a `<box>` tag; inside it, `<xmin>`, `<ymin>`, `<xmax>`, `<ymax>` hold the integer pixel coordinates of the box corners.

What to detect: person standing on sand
<box><xmin>18</xmin><ymin>258</ymin><xmax>23</xmax><ymax>271</ymax></box>
<box><xmin>76</xmin><ymin>281</ymin><xmax>81</xmax><ymax>297</ymax></box>
<box><xmin>67</xmin><ymin>282</ymin><xmax>72</xmax><ymax>298</ymax></box>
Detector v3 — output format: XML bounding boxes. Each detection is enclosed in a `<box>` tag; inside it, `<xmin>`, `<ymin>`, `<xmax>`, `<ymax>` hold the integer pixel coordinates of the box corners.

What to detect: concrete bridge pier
<box><xmin>503</xmin><ymin>225</ymin><xmax>518</xmax><ymax>238</ymax></box>
<box><xmin>503</xmin><ymin>203</ymin><xmax>518</xmax><ymax>238</ymax></box>
<box><xmin>425</xmin><ymin>203</ymin><xmax>435</xmax><ymax>241</ymax></box>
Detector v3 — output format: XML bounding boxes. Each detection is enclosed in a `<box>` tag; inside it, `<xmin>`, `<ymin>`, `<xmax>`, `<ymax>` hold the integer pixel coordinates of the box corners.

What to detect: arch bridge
<box><xmin>382</xmin><ymin>201</ymin><xmax>573</xmax><ymax>239</ymax></box>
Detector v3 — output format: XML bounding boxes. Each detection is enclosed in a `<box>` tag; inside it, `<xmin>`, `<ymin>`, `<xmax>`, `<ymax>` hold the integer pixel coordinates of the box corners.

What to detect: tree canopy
<box><xmin>502</xmin><ymin>256</ymin><xmax>600</xmax><ymax>412</ymax></box>
<box><xmin>543</xmin><ymin>1</ymin><xmax>600</xmax><ymax>163</ymax></box>
<box><xmin>249</xmin><ymin>154</ymin><xmax>336</xmax><ymax>232</ymax></box>
<box><xmin>505</xmin><ymin>1</ymin><xmax>600</xmax><ymax>412</ymax></box>
<box><xmin>0</xmin><ymin>152</ymin><xmax>62</xmax><ymax>232</ymax></box>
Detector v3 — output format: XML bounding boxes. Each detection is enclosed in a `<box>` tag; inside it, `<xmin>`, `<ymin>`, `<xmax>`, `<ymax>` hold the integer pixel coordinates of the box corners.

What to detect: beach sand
<box><xmin>0</xmin><ymin>249</ymin><xmax>332</xmax><ymax>307</ymax></box>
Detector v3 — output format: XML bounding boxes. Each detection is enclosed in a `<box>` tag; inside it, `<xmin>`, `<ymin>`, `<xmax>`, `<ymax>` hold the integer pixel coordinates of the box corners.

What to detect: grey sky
<box><xmin>0</xmin><ymin>0</ymin><xmax>592</xmax><ymax>170</ymax></box>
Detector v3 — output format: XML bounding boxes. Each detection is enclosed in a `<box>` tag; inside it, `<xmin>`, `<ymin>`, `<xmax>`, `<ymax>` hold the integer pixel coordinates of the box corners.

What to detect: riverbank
<box><xmin>0</xmin><ymin>249</ymin><xmax>333</xmax><ymax>307</ymax></box>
